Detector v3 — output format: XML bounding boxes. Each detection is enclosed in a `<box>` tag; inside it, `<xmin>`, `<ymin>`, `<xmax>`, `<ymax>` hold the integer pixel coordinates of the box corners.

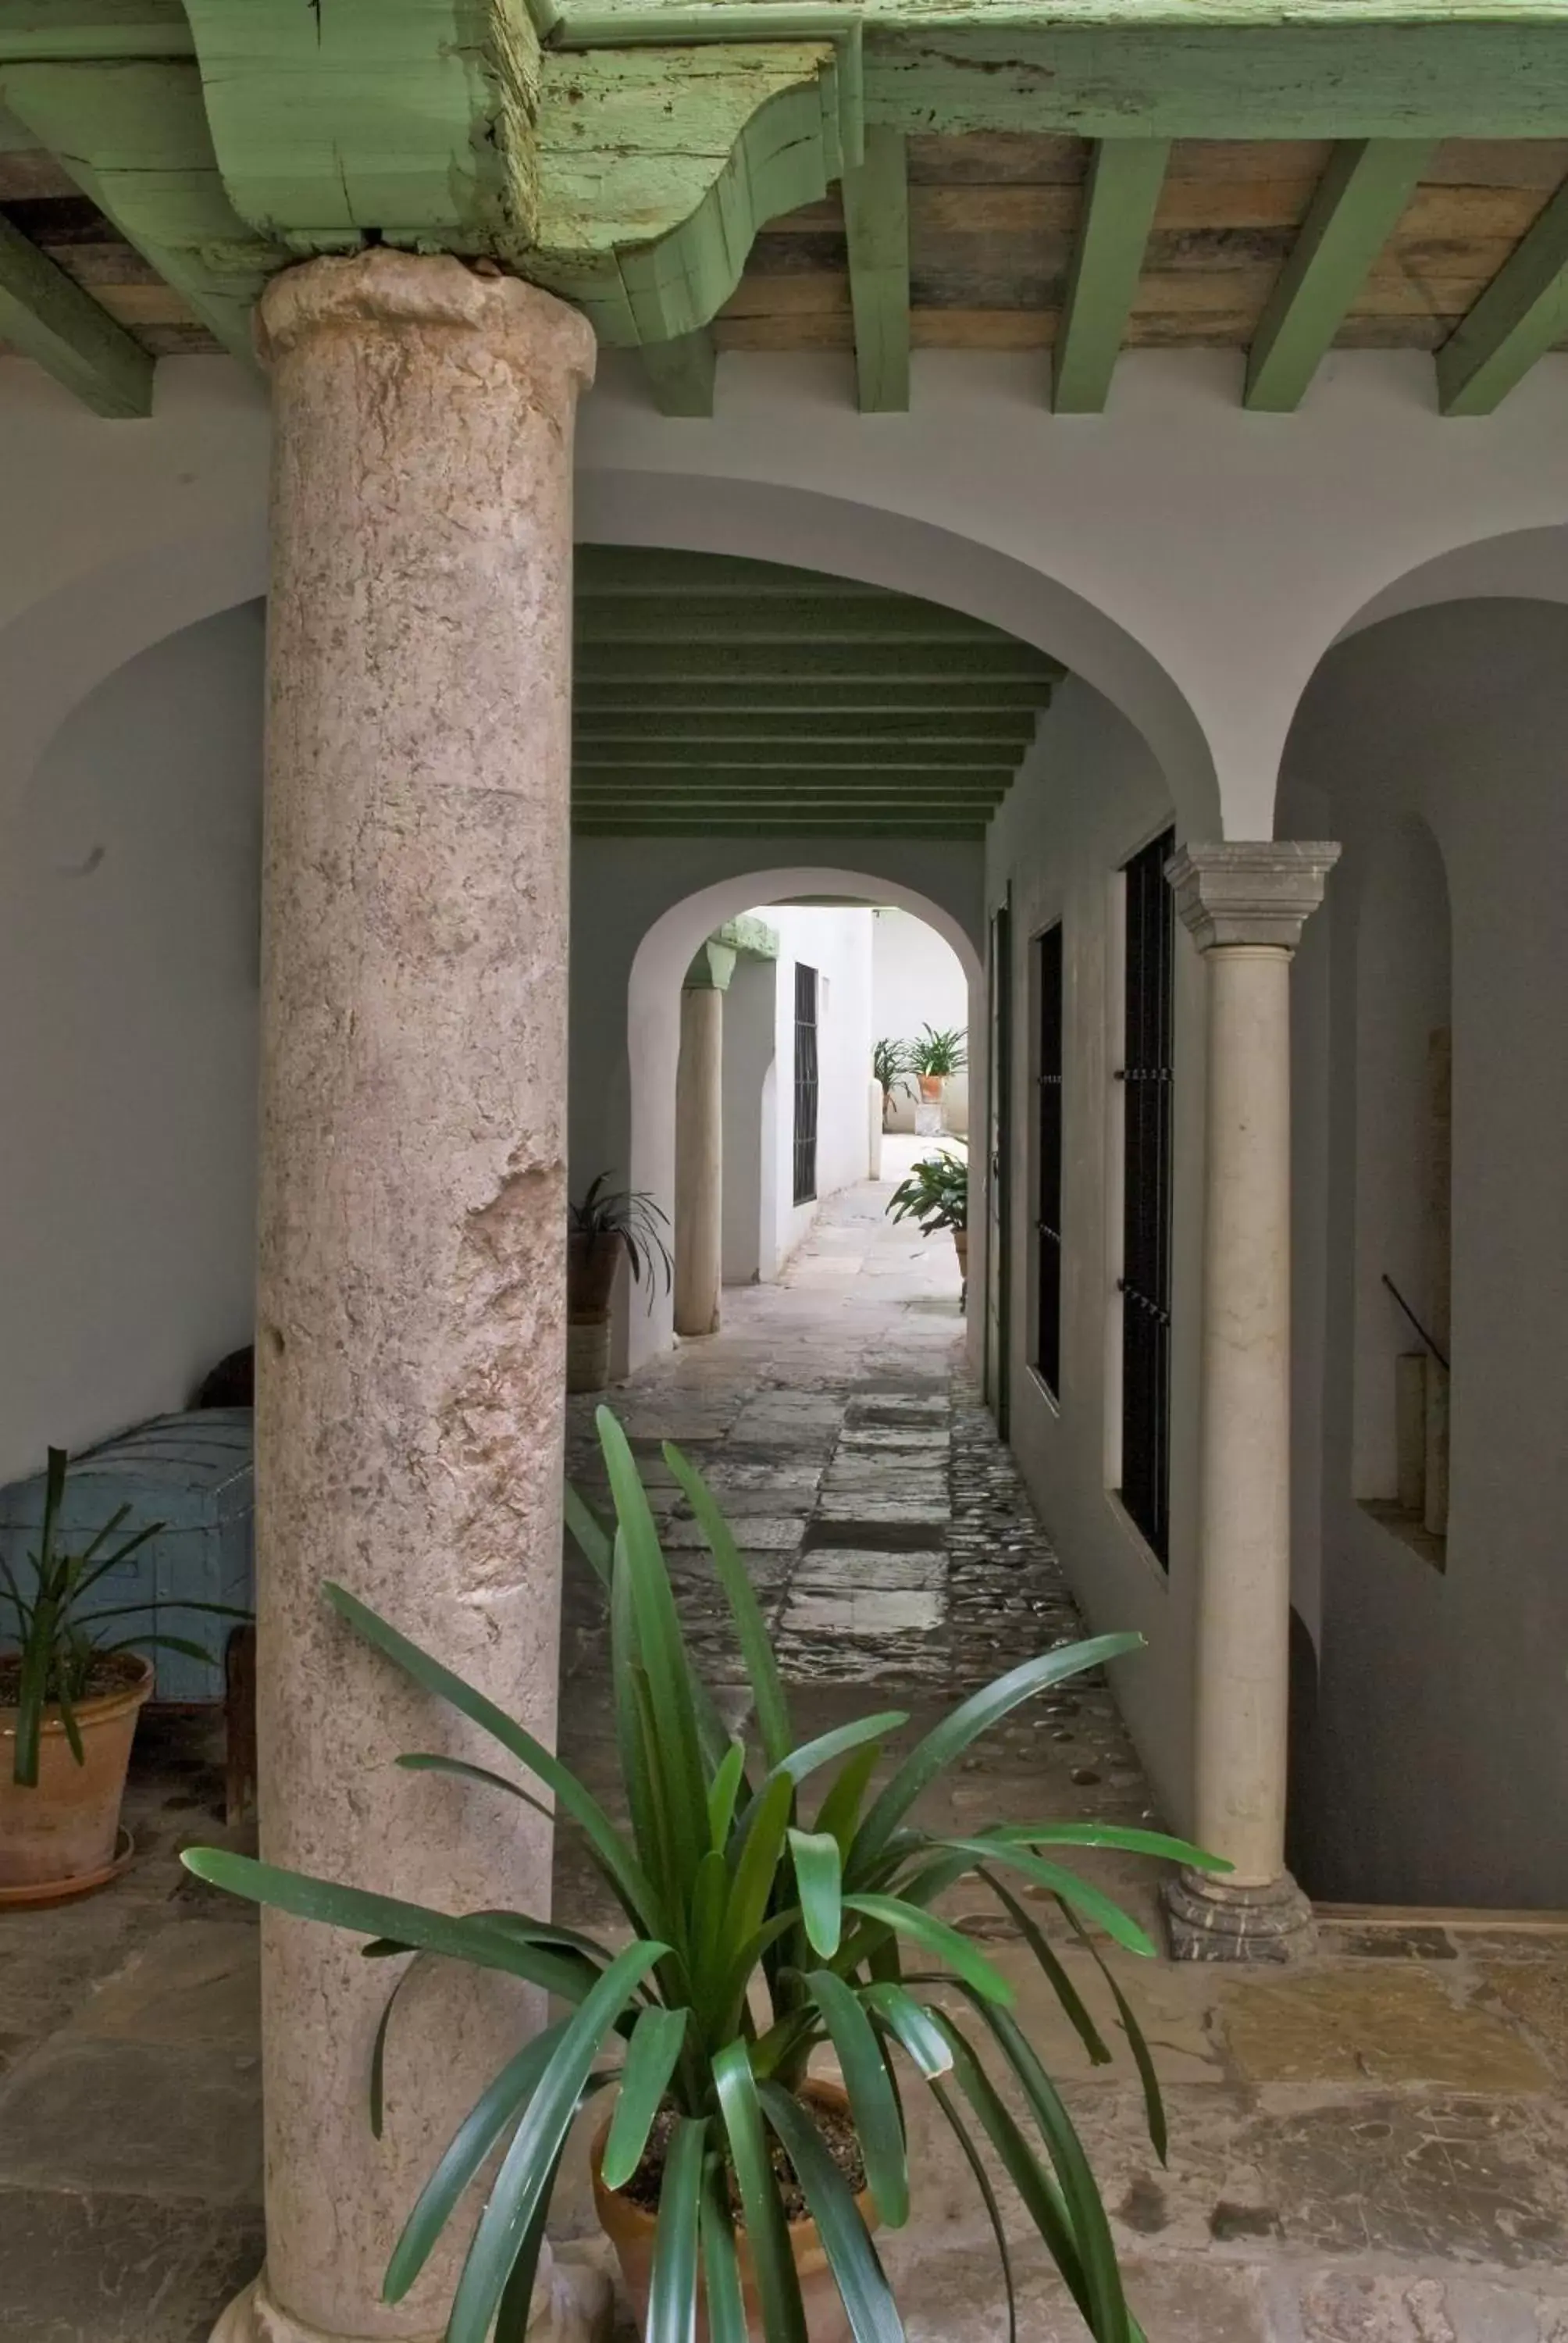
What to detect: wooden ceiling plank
<box><xmin>1244</xmin><ymin>138</ymin><xmax>1434</xmax><ymax>412</ymax></box>
<box><xmin>1436</xmin><ymin>174</ymin><xmax>1568</xmax><ymax>414</ymax></box>
<box><xmin>0</xmin><ymin>207</ymin><xmax>151</xmax><ymax>412</ymax></box>
<box><xmin>1052</xmin><ymin>137</ymin><xmax>1170</xmax><ymax>412</ymax></box>
<box><xmin>843</xmin><ymin>123</ymin><xmax>910</xmax><ymax>412</ymax></box>
<box><xmin>640</xmin><ymin>327</ymin><xmax>716</xmax><ymax>417</ymax></box>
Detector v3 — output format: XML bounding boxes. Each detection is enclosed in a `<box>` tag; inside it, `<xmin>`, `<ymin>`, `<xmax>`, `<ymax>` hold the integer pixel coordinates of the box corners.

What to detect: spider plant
<box><xmin>907</xmin><ymin>1025</ymin><xmax>968</xmax><ymax>1080</ymax></box>
<box><xmin>2</xmin><ymin>1446</ymin><xmax>250</xmax><ymax>1787</ymax></box>
<box><xmin>569</xmin><ymin>1173</ymin><xmax>673</xmax><ymax>1319</ymax></box>
<box><xmin>886</xmin><ymin>1149</ymin><xmax>968</xmax><ymax>1237</ymax></box>
<box><xmin>872</xmin><ymin>1037</ymin><xmax>914</xmax><ymax>1118</ymax></box>
<box><xmin>183</xmin><ymin>1411</ymin><xmax>1224</xmax><ymax>2343</ymax></box>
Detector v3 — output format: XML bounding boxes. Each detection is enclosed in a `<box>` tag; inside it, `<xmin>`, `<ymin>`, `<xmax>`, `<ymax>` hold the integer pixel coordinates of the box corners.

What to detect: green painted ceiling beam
<box><xmin>0</xmin><ymin>208</ymin><xmax>151</xmax><ymax>414</ymax></box>
<box><xmin>1437</xmin><ymin>174</ymin><xmax>1568</xmax><ymax>414</ymax></box>
<box><xmin>0</xmin><ymin>2</ymin><xmax>192</xmax><ymax>62</ymax></box>
<box><xmin>1245</xmin><ymin>138</ymin><xmax>1433</xmax><ymax>412</ymax></box>
<box><xmin>576</xmin><ymin>549</ymin><xmax>900</xmax><ymax>596</ymax></box>
<box><xmin>575</xmin><ymin>820</ymin><xmax>989</xmax><ymax>839</ymax></box>
<box><xmin>0</xmin><ymin>59</ymin><xmax>280</xmax><ymax>359</ymax></box>
<box><xmin>574</xmin><ymin>711</ymin><xmax>1038</xmax><ymax>740</ymax></box>
<box><xmin>640</xmin><ymin>328</ymin><xmax>716</xmax><ymax>416</ymax></box>
<box><xmin>574</xmin><ymin>740</ymin><xmax>1025</xmax><ymax>765</ymax></box>
<box><xmin>575</xmin><ymin>682</ymin><xmax>1053</xmax><ymax>711</ymax></box>
<box><xmin>1052</xmin><ymin>137</ymin><xmax>1169</xmax><ymax>413</ymax></box>
<box><xmin>577</xmin><ymin>596</ymin><xmax>1018</xmax><ymax>642</ymax></box>
<box><xmin>576</xmin><ymin>642</ymin><xmax>1058</xmax><ymax>682</ymax></box>
<box><xmin>843</xmin><ymin>123</ymin><xmax>909</xmax><ymax>412</ymax></box>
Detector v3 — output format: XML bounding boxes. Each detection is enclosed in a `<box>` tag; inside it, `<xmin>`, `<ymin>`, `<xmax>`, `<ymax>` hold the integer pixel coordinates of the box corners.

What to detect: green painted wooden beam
<box><xmin>574</xmin><ymin>710</ymin><xmax>1038</xmax><ymax>740</ymax></box>
<box><xmin>0</xmin><ymin>2</ymin><xmax>192</xmax><ymax>62</ymax></box>
<box><xmin>0</xmin><ymin>207</ymin><xmax>152</xmax><ymax>413</ymax></box>
<box><xmin>861</xmin><ymin>17</ymin><xmax>1568</xmax><ymax>141</ymax></box>
<box><xmin>842</xmin><ymin>123</ymin><xmax>909</xmax><ymax>413</ymax></box>
<box><xmin>640</xmin><ymin>328</ymin><xmax>715</xmax><ymax>415</ymax></box>
<box><xmin>576</xmin><ymin>642</ymin><xmax>1058</xmax><ymax>683</ymax></box>
<box><xmin>2</xmin><ymin>59</ymin><xmax>281</xmax><ymax>360</ymax></box>
<box><xmin>574</xmin><ymin>740</ymin><xmax>1024</xmax><ymax>765</ymax></box>
<box><xmin>574</xmin><ymin>820</ymin><xmax>989</xmax><ymax>839</ymax></box>
<box><xmin>1437</xmin><ymin>174</ymin><xmax>1568</xmax><ymax>415</ymax></box>
<box><xmin>1245</xmin><ymin>138</ymin><xmax>1432</xmax><ymax>412</ymax></box>
<box><xmin>575</xmin><ymin>682</ymin><xmax>1053</xmax><ymax>712</ymax></box>
<box><xmin>1052</xmin><ymin>137</ymin><xmax>1169</xmax><ymax>414</ymax></box>
<box><xmin>577</xmin><ymin>595</ymin><xmax>1015</xmax><ymax>642</ymax></box>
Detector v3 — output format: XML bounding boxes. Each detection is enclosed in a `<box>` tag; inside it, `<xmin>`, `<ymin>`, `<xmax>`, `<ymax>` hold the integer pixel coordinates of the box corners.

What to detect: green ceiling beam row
<box><xmin>1052</xmin><ymin>137</ymin><xmax>1170</xmax><ymax>414</ymax></box>
<box><xmin>1245</xmin><ymin>138</ymin><xmax>1434</xmax><ymax>412</ymax></box>
<box><xmin>577</xmin><ymin>595</ymin><xmax>1025</xmax><ymax>643</ymax></box>
<box><xmin>576</xmin><ymin>641</ymin><xmax>1058</xmax><ymax>683</ymax></box>
<box><xmin>574</xmin><ymin>740</ymin><xmax>1025</xmax><ymax>765</ymax></box>
<box><xmin>842</xmin><ymin>123</ymin><xmax>910</xmax><ymax>413</ymax></box>
<box><xmin>1438</xmin><ymin>175</ymin><xmax>1568</xmax><ymax>415</ymax></box>
<box><xmin>576</xmin><ymin>682</ymin><xmax>1056</xmax><ymax>713</ymax></box>
<box><xmin>574</xmin><ymin>711</ymin><xmax>1039</xmax><ymax>740</ymax></box>
<box><xmin>0</xmin><ymin>208</ymin><xmax>151</xmax><ymax>415</ymax></box>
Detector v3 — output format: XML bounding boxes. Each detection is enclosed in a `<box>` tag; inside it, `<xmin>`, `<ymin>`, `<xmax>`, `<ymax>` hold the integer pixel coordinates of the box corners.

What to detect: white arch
<box><xmin>1334</xmin><ymin>522</ymin><xmax>1568</xmax><ymax>643</ymax></box>
<box><xmin>577</xmin><ymin>470</ymin><xmax>1222</xmax><ymax>840</ymax></box>
<box><xmin>0</xmin><ymin>519</ymin><xmax>265</xmax><ymax>835</ymax></box>
<box><xmin>619</xmin><ymin>861</ymin><xmax>984</xmax><ymax>1377</ymax></box>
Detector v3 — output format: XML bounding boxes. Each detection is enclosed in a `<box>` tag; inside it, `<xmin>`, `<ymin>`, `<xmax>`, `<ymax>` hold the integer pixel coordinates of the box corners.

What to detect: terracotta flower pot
<box><xmin>568</xmin><ymin>1232</ymin><xmax>622</xmax><ymax>1323</ymax></box>
<box><xmin>593</xmin><ymin>2081</ymin><xmax>876</xmax><ymax>2343</ymax></box>
<box><xmin>0</xmin><ymin>1652</ymin><xmax>152</xmax><ymax>1895</ymax></box>
<box><xmin>566</xmin><ymin>1318</ymin><xmax>614</xmax><ymax>1394</ymax></box>
<box><xmin>952</xmin><ymin>1229</ymin><xmax>968</xmax><ymax>1277</ymax></box>
<box><xmin>917</xmin><ymin>1075</ymin><xmax>943</xmax><ymax>1104</ymax></box>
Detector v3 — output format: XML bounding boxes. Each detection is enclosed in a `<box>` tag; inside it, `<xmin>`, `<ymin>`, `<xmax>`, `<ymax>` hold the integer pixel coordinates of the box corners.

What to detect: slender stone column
<box><xmin>1162</xmin><ymin>842</ymin><xmax>1339</xmax><ymax>1964</ymax></box>
<box><xmin>673</xmin><ymin>940</ymin><xmax>735</xmax><ymax>1337</ymax></box>
<box><xmin>221</xmin><ymin>253</ymin><xmax>600</xmax><ymax>2343</ymax></box>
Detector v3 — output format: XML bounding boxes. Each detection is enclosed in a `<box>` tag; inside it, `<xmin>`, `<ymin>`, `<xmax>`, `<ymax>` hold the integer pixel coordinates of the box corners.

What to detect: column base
<box><xmin>211</xmin><ymin>2243</ymin><xmax>616</xmax><ymax>2343</ymax></box>
<box><xmin>1163</xmin><ymin>1865</ymin><xmax>1317</xmax><ymax>1963</ymax></box>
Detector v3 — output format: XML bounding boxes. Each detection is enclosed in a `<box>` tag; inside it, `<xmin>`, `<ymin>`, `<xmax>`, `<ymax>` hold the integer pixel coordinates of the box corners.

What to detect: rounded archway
<box><xmin>593</xmin><ymin>862</ymin><xmax>983</xmax><ymax>1377</ymax></box>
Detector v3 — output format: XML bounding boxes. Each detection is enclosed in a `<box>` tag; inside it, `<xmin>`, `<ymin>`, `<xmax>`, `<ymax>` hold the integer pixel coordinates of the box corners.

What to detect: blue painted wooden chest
<box><xmin>0</xmin><ymin>1410</ymin><xmax>254</xmax><ymax>1703</ymax></box>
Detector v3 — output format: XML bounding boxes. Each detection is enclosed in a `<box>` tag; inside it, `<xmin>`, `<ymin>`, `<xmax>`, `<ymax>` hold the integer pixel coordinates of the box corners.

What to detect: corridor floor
<box><xmin>2</xmin><ymin>1159</ymin><xmax>1567</xmax><ymax>2340</ymax></box>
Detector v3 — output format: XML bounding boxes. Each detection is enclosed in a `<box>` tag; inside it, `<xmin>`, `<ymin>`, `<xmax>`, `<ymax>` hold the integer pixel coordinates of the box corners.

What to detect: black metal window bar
<box><xmin>1034</xmin><ymin>922</ymin><xmax>1064</xmax><ymax>1398</ymax></box>
<box><xmin>793</xmin><ymin>962</ymin><xmax>819</xmax><ymax>1206</ymax></box>
<box><xmin>1118</xmin><ymin>828</ymin><xmax>1176</xmax><ymax>1566</ymax></box>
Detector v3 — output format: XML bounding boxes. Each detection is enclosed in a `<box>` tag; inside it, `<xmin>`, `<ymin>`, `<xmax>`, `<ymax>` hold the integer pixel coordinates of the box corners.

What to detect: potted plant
<box><xmin>185</xmin><ymin>1411</ymin><xmax>1224</xmax><ymax>2343</ymax></box>
<box><xmin>568</xmin><ymin>1174</ymin><xmax>674</xmax><ymax>1394</ymax></box>
<box><xmin>886</xmin><ymin>1149</ymin><xmax>968</xmax><ymax>1285</ymax></box>
<box><xmin>871</xmin><ymin>1038</ymin><xmax>914</xmax><ymax>1133</ymax></box>
<box><xmin>907</xmin><ymin>1025</ymin><xmax>967</xmax><ymax>1107</ymax></box>
<box><xmin>1</xmin><ymin>1447</ymin><xmax>246</xmax><ymax>1904</ymax></box>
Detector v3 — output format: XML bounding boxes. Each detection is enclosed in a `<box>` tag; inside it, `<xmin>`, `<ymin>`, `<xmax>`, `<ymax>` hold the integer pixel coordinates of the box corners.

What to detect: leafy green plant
<box><xmin>184</xmin><ymin>1412</ymin><xmax>1224</xmax><ymax>2343</ymax></box>
<box><xmin>568</xmin><ymin>1173</ymin><xmax>673</xmax><ymax>1318</ymax></box>
<box><xmin>872</xmin><ymin>1037</ymin><xmax>914</xmax><ymax>1107</ymax></box>
<box><xmin>0</xmin><ymin>1447</ymin><xmax>250</xmax><ymax>1788</ymax></box>
<box><xmin>886</xmin><ymin>1149</ymin><xmax>968</xmax><ymax>1237</ymax></box>
<box><xmin>908</xmin><ymin>1025</ymin><xmax>968</xmax><ymax>1079</ymax></box>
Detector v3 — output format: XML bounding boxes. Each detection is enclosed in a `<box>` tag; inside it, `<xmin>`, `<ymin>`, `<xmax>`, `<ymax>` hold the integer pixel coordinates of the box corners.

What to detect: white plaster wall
<box><xmin>0</xmin><ymin>601</ymin><xmax>263</xmax><ymax>1484</ymax></box>
<box><xmin>872</xmin><ymin>905</ymin><xmax>971</xmax><ymax>1135</ymax></box>
<box><xmin>763</xmin><ymin>906</ymin><xmax>875</xmax><ymax>1266</ymax></box>
<box><xmin>1281</xmin><ymin>599</ymin><xmax>1568</xmax><ymax>1908</ymax></box>
<box><xmin>984</xmin><ymin>676</ymin><xmax>1203</xmax><ymax>1833</ymax></box>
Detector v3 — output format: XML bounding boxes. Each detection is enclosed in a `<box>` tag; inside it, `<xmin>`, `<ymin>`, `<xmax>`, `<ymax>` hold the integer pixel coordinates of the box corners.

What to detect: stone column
<box><xmin>1162</xmin><ymin>842</ymin><xmax>1339</xmax><ymax>1963</ymax></box>
<box><xmin>221</xmin><ymin>253</ymin><xmax>600</xmax><ymax>2343</ymax></box>
<box><xmin>673</xmin><ymin>940</ymin><xmax>734</xmax><ymax>1338</ymax></box>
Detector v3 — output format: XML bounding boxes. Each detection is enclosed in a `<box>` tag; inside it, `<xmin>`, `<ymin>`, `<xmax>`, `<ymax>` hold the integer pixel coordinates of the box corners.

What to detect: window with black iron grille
<box><xmin>1034</xmin><ymin>922</ymin><xmax>1064</xmax><ymax>1398</ymax></box>
<box><xmin>1118</xmin><ymin>828</ymin><xmax>1175</xmax><ymax>1565</ymax></box>
<box><xmin>793</xmin><ymin>963</ymin><xmax>819</xmax><ymax>1206</ymax></box>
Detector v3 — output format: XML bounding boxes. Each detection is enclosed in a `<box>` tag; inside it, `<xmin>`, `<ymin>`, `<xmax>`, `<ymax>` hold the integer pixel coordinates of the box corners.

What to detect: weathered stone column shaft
<box><xmin>246</xmin><ymin>251</ymin><xmax>594</xmax><ymax>2340</ymax></box>
<box><xmin>674</xmin><ymin>946</ymin><xmax>732</xmax><ymax>1339</ymax></box>
<box><xmin>1164</xmin><ymin>840</ymin><xmax>1338</xmax><ymax>1963</ymax></box>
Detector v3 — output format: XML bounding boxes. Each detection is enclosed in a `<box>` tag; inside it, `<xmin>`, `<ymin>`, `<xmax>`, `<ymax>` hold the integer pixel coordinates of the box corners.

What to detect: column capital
<box><xmin>257</xmin><ymin>249</ymin><xmax>596</xmax><ymax>395</ymax></box>
<box><xmin>684</xmin><ymin>940</ymin><xmax>737</xmax><ymax>993</ymax></box>
<box><xmin>1165</xmin><ymin>841</ymin><xmax>1341</xmax><ymax>953</ymax></box>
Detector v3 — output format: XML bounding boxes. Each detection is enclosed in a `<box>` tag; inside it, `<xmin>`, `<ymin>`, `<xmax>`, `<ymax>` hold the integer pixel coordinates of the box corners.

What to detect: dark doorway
<box><xmin>793</xmin><ymin>962</ymin><xmax>819</xmax><ymax>1206</ymax></box>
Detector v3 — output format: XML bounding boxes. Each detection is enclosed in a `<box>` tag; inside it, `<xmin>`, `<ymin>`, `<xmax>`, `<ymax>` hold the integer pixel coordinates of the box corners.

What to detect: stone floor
<box><xmin>4</xmin><ymin>1152</ymin><xmax>1568</xmax><ymax>2340</ymax></box>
